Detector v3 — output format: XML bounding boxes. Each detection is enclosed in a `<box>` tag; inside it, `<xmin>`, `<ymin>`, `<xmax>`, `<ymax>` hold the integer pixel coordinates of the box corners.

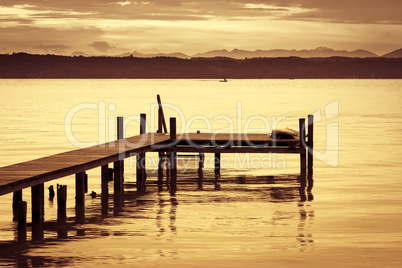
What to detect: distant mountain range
<box><xmin>71</xmin><ymin>47</ymin><xmax>402</xmax><ymax>59</ymax></box>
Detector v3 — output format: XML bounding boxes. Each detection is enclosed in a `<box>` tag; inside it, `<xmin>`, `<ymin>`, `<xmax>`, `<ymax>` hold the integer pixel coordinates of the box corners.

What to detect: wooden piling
<box><xmin>141</xmin><ymin>113</ymin><xmax>147</xmax><ymax>191</ymax></box>
<box><xmin>17</xmin><ymin>201</ymin><xmax>27</xmax><ymax>242</ymax></box>
<box><xmin>198</xmin><ymin>152</ymin><xmax>205</xmax><ymax>190</ymax></box>
<box><xmin>75</xmin><ymin>172</ymin><xmax>85</xmax><ymax>223</ymax></box>
<box><xmin>170</xmin><ymin>151</ymin><xmax>177</xmax><ymax>195</ymax></box>
<box><xmin>158</xmin><ymin>108</ymin><xmax>163</xmax><ymax>133</ymax></box>
<box><xmin>169</xmin><ymin>118</ymin><xmax>177</xmax><ymax>195</ymax></box>
<box><xmin>158</xmin><ymin>152</ymin><xmax>165</xmax><ymax>192</ymax></box>
<box><xmin>101</xmin><ymin>164</ymin><xmax>109</xmax><ymax>216</ymax></box>
<box><xmin>113</xmin><ymin>160</ymin><xmax>123</xmax><ymax>212</ymax></box>
<box><xmin>136</xmin><ymin>113</ymin><xmax>147</xmax><ymax>193</ymax></box>
<box><xmin>57</xmin><ymin>185</ymin><xmax>67</xmax><ymax>224</ymax></box>
<box><xmin>157</xmin><ymin>94</ymin><xmax>167</xmax><ymax>133</ymax></box>
<box><xmin>165</xmin><ymin>154</ymin><xmax>170</xmax><ymax>190</ymax></box>
<box><xmin>84</xmin><ymin>173</ymin><xmax>88</xmax><ymax>193</ymax></box>
<box><xmin>308</xmin><ymin>114</ymin><xmax>314</xmax><ymax>179</ymax></box>
<box><xmin>12</xmin><ymin>190</ymin><xmax>22</xmax><ymax>221</ymax></box>
<box><xmin>214</xmin><ymin>153</ymin><xmax>221</xmax><ymax>190</ymax></box>
<box><xmin>299</xmin><ymin>118</ymin><xmax>307</xmax><ymax>180</ymax></box>
<box><xmin>117</xmin><ymin>116</ymin><xmax>124</xmax><ymax>181</ymax></box>
<box><xmin>31</xmin><ymin>183</ymin><xmax>44</xmax><ymax>241</ymax></box>
<box><xmin>108</xmin><ymin>168</ymin><xmax>114</xmax><ymax>181</ymax></box>
<box><xmin>170</xmin><ymin>117</ymin><xmax>176</xmax><ymax>140</ymax></box>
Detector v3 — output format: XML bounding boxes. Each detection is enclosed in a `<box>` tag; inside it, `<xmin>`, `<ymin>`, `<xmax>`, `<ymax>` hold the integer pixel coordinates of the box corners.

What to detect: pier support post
<box><xmin>158</xmin><ymin>153</ymin><xmax>165</xmax><ymax>192</ymax></box>
<box><xmin>31</xmin><ymin>183</ymin><xmax>44</xmax><ymax>241</ymax></box>
<box><xmin>165</xmin><ymin>154</ymin><xmax>171</xmax><ymax>190</ymax></box>
<box><xmin>114</xmin><ymin>160</ymin><xmax>123</xmax><ymax>214</ymax></box>
<box><xmin>75</xmin><ymin>172</ymin><xmax>85</xmax><ymax>223</ymax></box>
<box><xmin>170</xmin><ymin>151</ymin><xmax>177</xmax><ymax>195</ymax></box>
<box><xmin>214</xmin><ymin>153</ymin><xmax>221</xmax><ymax>190</ymax></box>
<box><xmin>299</xmin><ymin>118</ymin><xmax>307</xmax><ymax>180</ymax></box>
<box><xmin>117</xmin><ymin>116</ymin><xmax>124</xmax><ymax>181</ymax></box>
<box><xmin>136</xmin><ymin>113</ymin><xmax>147</xmax><ymax>193</ymax></box>
<box><xmin>169</xmin><ymin>117</ymin><xmax>177</xmax><ymax>195</ymax></box>
<box><xmin>198</xmin><ymin>152</ymin><xmax>205</xmax><ymax>190</ymax></box>
<box><xmin>101</xmin><ymin>164</ymin><xmax>109</xmax><ymax>216</ymax></box>
<box><xmin>57</xmin><ymin>185</ymin><xmax>67</xmax><ymax>224</ymax></box>
<box><xmin>12</xmin><ymin>190</ymin><xmax>22</xmax><ymax>221</ymax></box>
<box><xmin>17</xmin><ymin>201</ymin><xmax>27</xmax><ymax>242</ymax></box>
<box><xmin>308</xmin><ymin>115</ymin><xmax>314</xmax><ymax>180</ymax></box>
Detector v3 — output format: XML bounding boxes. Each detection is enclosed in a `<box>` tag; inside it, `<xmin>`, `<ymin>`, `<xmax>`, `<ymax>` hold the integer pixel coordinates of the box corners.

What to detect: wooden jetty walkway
<box><xmin>0</xmin><ymin>95</ymin><xmax>314</xmax><ymax>242</ymax></box>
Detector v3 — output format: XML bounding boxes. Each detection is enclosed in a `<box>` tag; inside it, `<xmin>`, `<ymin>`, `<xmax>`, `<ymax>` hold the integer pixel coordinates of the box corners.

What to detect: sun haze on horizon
<box><xmin>0</xmin><ymin>0</ymin><xmax>401</xmax><ymax>56</ymax></box>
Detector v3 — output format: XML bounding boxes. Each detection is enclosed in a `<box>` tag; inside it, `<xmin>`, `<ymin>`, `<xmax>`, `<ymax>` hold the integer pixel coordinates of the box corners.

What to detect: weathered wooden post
<box><xmin>157</xmin><ymin>107</ymin><xmax>165</xmax><ymax>191</ymax></box>
<box><xmin>136</xmin><ymin>113</ymin><xmax>147</xmax><ymax>193</ymax></box>
<box><xmin>12</xmin><ymin>190</ymin><xmax>22</xmax><ymax>221</ymax></box>
<box><xmin>117</xmin><ymin>116</ymin><xmax>124</xmax><ymax>181</ymax></box>
<box><xmin>214</xmin><ymin>153</ymin><xmax>221</xmax><ymax>190</ymax></box>
<box><xmin>84</xmin><ymin>173</ymin><xmax>88</xmax><ymax>193</ymax></box>
<box><xmin>165</xmin><ymin>155</ymin><xmax>170</xmax><ymax>190</ymax></box>
<box><xmin>17</xmin><ymin>201</ymin><xmax>27</xmax><ymax>242</ymax></box>
<box><xmin>157</xmin><ymin>94</ymin><xmax>167</xmax><ymax>133</ymax></box>
<box><xmin>114</xmin><ymin>160</ymin><xmax>123</xmax><ymax>214</ymax></box>
<box><xmin>31</xmin><ymin>183</ymin><xmax>44</xmax><ymax>241</ymax></box>
<box><xmin>57</xmin><ymin>185</ymin><xmax>67</xmax><ymax>224</ymax></box>
<box><xmin>169</xmin><ymin>117</ymin><xmax>177</xmax><ymax>195</ymax></box>
<box><xmin>158</xmin><ymin>153</ymin><xmax>165</xmax><ymax>192</ymax></box>
<box><xmin>308</xmin><ymin>114</ymin><xmax>314</xmax><ymax>180</ymax></box>
<box><xmin>101</xmin><ymin>164</ymin><xmax>109</xmax><ymax>216</ymax></box>
<box><xmin>141</xmin><ymin>113</ymin><xmax>147</xmax><ymax>190</ymax></box>
<box><xmin>75</xmin><ymin>172</ymin><xmax>85</xmax><ymax>223</ymax></box>
<box><xmin>198</xmin><ymin>152</ymin><xmax>205</xmax><ymax>190</ymax></box>
<box><xmin>299</xmin><ymin>118</ymin><xmax>307</xmax><ymax>180</ymax></box>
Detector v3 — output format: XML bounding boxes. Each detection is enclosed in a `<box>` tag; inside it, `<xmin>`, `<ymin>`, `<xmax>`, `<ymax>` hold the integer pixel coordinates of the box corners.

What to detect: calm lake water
<box><xmin>0</xmin><ymin>79</ymin><xmax>401</xmax><ymax>267</ymax></box>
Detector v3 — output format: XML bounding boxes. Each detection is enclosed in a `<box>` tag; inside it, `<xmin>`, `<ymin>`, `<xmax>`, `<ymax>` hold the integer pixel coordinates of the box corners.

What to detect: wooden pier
<box><xmin>0</xmin><ymin>95</ymin><xmax>314</xmax><ymax>242</ymax></box>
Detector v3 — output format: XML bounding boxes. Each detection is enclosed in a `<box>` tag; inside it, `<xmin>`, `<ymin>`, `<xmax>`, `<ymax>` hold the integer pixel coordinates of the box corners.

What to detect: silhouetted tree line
<box><xmin>0</xmin><ymin>53</ymin><xmax>401</xmax><ymax>78</ymax></box>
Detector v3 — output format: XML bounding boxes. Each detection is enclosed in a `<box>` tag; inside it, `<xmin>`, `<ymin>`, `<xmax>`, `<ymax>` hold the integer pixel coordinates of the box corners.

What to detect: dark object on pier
<box><xmin>48</xmin><ymin>185</ymin><xmax>55</xmax><ymax>201</ymax></box>
<box><xmin>90</xmin><ymin>191</ymin><xmax>97</xmax><ymax>198</ymax></box>
<box><xmin>270</xmin><ymin>128</ymin><xmax>299</xmax><ymax>139</ymax></box>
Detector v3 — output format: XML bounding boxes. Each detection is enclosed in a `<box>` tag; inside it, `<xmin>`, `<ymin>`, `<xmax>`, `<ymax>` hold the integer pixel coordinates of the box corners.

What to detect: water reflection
<box><xmin>0</xmin><ymin>173</ymin><xmax>314</xmax><ymax>266</ymax></box>
<box><xmin>297</xmin><ymin>176</ymin><xmax>314</xmax><ymax>251</ymax></box>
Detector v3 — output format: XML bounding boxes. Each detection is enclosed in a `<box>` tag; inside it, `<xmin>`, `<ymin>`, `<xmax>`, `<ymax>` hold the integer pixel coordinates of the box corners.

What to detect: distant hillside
<box><xmin>382</xmin><ymin>49</ymin><xmax>402</xmax><ymax>58</ymax></box>
<box><xmin>192</xmin><ymin>47</ymin><xmax>378</xmax><ymax>59</ymax></box>
<box><xmin>1</xmin><ymin>53</ymin><xmax>401</xmax><ymax>79</ymax></box>
<box><xmin>118</xmin><ymin>51</ymin><xmax>190</xmax><ymax>59</ymax></box>
<box><xmin>72</xmin><ymin>47</ymin><xmax>379</xmax><ymax>59</ymax></box>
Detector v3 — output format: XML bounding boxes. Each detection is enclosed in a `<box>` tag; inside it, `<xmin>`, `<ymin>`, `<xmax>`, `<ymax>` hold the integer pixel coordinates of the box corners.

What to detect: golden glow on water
<box><xmin>0</xmin><ymin>79</ymin><xmax>401</xmax><ymax>267</ymax></box>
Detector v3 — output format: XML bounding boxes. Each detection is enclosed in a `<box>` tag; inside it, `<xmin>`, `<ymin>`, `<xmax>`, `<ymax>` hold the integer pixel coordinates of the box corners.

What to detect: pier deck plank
<box><xmin>0</xmin><ymin>133</ymin><xmax>300</xmax><ymax>196</ymax></box>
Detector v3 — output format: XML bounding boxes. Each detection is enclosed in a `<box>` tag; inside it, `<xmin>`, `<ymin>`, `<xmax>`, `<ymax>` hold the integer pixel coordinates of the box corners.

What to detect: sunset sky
<box><xmin>0</xmin><ymin>0</ymin><xmax>401</xmax><ymax>56</ymax></box>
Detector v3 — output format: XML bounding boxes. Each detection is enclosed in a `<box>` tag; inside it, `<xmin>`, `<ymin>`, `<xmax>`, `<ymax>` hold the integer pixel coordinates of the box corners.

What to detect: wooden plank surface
<box><xmin>0</xmin><ymin>132</ymin><xmax>299</xmax><ymax>196</ymax></box>
<box><xmin>0</xmin><ymin>133</ymin><xmax>170</xmax><ymax>196</ymax></box>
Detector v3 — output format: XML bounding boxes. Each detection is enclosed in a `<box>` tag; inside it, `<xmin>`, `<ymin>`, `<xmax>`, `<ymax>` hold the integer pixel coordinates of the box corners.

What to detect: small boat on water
<box><xmin>219</xmin><ymin>78</ymin><xmax>228</xmax><ymax>82</ymax></box>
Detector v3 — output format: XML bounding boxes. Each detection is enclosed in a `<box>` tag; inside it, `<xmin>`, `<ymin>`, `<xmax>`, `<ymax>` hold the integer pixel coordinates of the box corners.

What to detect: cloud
<box><xmin>89</xmin><ymin>41</ymin><xmax>114</xmax><ymax>53</ymax></box>
<box><xmin>0</xmin><ymin>0</ymin><xmax>401</xmax><ymax>24</ymax></box>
